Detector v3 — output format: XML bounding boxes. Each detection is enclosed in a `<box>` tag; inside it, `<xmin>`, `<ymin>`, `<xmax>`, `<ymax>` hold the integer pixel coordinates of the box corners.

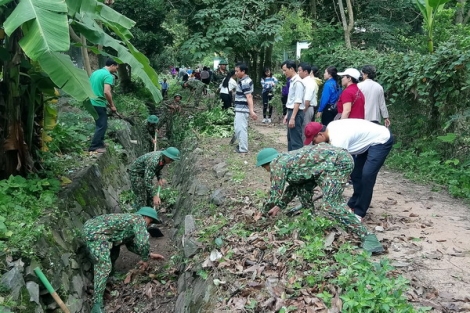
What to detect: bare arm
<box><xmin>246</xmin><ymin>93</ymin><xmax>258</xmax><ymax>120</ymax></box>
<box><xmin>104</xmin><ymin>84</ymin><xmax>116</xmax><ymax>112</ymax></box>
<box><xmin>341</xmin><ymin>102</ymin><xmax>351</xmax><ymax>119</ymax></box>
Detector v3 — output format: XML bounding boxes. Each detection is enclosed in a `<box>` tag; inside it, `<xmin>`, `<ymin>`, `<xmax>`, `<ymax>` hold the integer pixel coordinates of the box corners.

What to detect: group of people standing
<box><xmin>253</xmin><ymin>61</ymin><xmax>393</xmax><ymax>256</ymax></box>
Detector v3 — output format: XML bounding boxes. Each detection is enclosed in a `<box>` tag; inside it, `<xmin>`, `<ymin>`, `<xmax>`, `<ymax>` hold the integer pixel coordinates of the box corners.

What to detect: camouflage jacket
<box><xmin>84</xmin><ymin>213</ymin><xmax>150</xmax><ymax>261</ymax></box>
<box><xmin>265</xmin><ymin>143</ymin><xmax>348</xmax><ymax>210</ymax></box>
<box><xmin>128</xmin><ymin>151</ymin><xmax>165</xmax><ymax>196</ymax></box>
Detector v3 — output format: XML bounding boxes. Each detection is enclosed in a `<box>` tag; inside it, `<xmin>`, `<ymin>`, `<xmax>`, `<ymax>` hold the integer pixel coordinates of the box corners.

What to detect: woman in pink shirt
<box><xmin>336</xmin><ymin>68</ymin><xmax>365</xmax><ymax>119</ymax></box>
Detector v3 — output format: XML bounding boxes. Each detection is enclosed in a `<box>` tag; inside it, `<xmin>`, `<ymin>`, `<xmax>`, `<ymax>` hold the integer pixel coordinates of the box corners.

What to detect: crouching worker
<box><xmin>256</xmin><ymin>144</ymin><xmax>384</xmax><ymax>254</ymax></box>
<box><xmin>84</xmin><ymin>207</ymin><xmax>165</xmax><ymax>313</ymax></box>
<box><xmin>128</xmin><ymin>147</ymin><xmax>181</xmax><ymax>209</ymax></box>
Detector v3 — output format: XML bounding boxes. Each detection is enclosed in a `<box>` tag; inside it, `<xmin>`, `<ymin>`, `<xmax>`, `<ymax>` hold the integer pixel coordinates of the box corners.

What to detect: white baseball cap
<box><xmin>338</xmin><ymin>68</ymin><xmax>361</xmax><ymax>80</ymax></box>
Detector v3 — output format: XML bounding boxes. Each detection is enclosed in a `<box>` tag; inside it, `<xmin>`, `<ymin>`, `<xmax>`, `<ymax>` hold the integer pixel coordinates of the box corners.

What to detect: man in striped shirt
<box><xmin>233</xmin><ymin>63</ymin><xmax>258</xmax><ymax>153</ymax></box>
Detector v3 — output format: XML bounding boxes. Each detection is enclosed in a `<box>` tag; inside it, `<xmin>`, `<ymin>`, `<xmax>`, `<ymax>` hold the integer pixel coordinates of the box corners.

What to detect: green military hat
<box><xmin>147</xmin><ymin>115</ymin><xmax>159</xmax><ymax>124</ymax></box>
<box><xmin>219</xmin><ymin>59</ymin><xmax>228</xmax><ymax>65</ymax></box>
<box><xmin>137</xmin><ymin>207</ymin><xmax>159</xmax><ymax>222</ymax></box>
<box><xmin>256</xmin><ymin>148</ymin><xmax>279</xmax><ymax>167</ymax></box>
<box><xmin>174</xmin><ymin>93</ymin><xmax>182</xmax><ymax>99</ymax></box>
<box><xmin>162</xmin><ymin>147</ymin><xmax>180</xmax><ymax>160</ymax></box>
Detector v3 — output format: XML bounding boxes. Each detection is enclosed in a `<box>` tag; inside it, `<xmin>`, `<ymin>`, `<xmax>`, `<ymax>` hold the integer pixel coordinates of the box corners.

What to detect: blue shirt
<box><xmin>160</xmin><ymin>82</ymin><xmax>169</xmax><ymax>90</ymax></box>
<box><xmin>318</xmin><ymin>78</ymin><xmax>341</xmax><ymax>113</ymax></box>
<box><xmin>261</xmin><ymin>76</ymin><xmax>278</xmax><ymax>93</ymax></box>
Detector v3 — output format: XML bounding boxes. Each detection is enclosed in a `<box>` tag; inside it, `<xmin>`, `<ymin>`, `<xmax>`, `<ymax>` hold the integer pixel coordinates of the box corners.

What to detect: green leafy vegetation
<box><xmin>0</xmin><ymin>176</ymin><xmax>60</xmax><ymax>256</ymax></box>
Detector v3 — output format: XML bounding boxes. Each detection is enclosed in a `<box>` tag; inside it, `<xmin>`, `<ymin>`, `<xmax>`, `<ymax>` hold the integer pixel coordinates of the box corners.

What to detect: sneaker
<box><xmin>361</xmin><ymin>234</ymin><xmax>384</xmax><ymax>254</ymax></box>
<box><xmin>267</xmin><ymin>118</ymin><xmax>272</xmax><ymax>123</ymax></box>
<box><xmin>355</xmin><ymin>214</ymin><xmax>362</xmax><ymax>222</ymax></box>
<box><xmin>262</xmin><ymin>118</ymin><xmax>267</xmax><ymax>123</ymax></box>
<box><xmin>90</xmin><ymin>148</ymin><xmax>106</xmax><ymax>153</ymax></box>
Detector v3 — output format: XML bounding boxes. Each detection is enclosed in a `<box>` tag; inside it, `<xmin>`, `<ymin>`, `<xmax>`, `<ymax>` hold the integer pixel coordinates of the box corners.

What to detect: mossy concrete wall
<box><xmin>170</xmin><ymin>145</ymin><xmax>217</xmax><ymax>313</ymax></box>
<box><xmin>2</xmin><ymin>125</ymin><xmax>146</xmax><ymax>313</ymax></box>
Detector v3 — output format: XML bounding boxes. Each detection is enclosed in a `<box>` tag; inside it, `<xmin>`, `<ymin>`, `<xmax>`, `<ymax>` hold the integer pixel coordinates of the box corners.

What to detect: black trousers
<box><xmin>321</xmin><ymin>105</ymin><xmax>337</xmax><ymax>126</ymax></box>
<box><xmin>262</xmin><ymin>91</ymin><xmax>273</xmax><ymax>118</ymax></box>
<box><xmin>220</xmin><ymin>93</ymin><xmax>232</xmax><ymax>110</ymax></box>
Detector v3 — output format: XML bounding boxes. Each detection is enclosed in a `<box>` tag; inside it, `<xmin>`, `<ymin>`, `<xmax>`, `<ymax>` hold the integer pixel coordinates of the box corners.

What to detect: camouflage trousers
<box><xmin>129</xmin><ymin>173</ymin><xmax>151</xmax><ymax>209</ymax></box>
<box><xmin>282</xmin><ymin>149</ymin><xmax>369</xmax><ymax>238</ymax></box>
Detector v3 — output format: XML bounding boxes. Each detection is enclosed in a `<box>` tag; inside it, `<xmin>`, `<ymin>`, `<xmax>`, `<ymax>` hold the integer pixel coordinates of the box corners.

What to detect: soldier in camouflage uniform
<box><xmin>157</xmin><ymin>94</ymin><xmax>182</xmax><ymax>140</ymax></box>
<box><xmin>182</xmin><ymin>79</ymin><xmax>207</xmax><ymax>101</ymax></box>
<box><xmin>212</xmin><ymin>59</ymin><xmax>228</xmax><ymax>86</ymax></box>
<box><xmin>128</xmin><ymin>147</ymin><xmax>180</xmax><ymax>209</ymax></box>
<box><xmin>145</xmin><ymin>115</ymin><xmax>159</xmax><ymax>152</ymax></box>
<box><xmin>256</xmin><ymin>144</ymin><xmax>384</xmax><ymax>254</ymax></box>
<box><xmin>84</xmin><ymin>207</ymin><xmax>165</xmax><ymax>313</ymax></box>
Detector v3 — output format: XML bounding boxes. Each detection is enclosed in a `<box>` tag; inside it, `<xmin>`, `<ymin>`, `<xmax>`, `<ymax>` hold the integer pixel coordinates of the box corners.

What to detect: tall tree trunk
<box><xmin>455</xmin><ymin>0</ymin><xmax>466</xmax><ymax>24</ymax></box>
<box><xmin>258</xmin><ymin>46</ymin><xmax>265</xmax><ymax>85</ymax></box>
<box><xmin>264</xmin><ymin>44</ymin><xmax>273</xmax><ymax>70</ymax></box>
<box><xmin>338</xmin><ymin>0</ymin><xmax>354</xmax><ymax>49</ymax></box>
<box><xmin>250</xmin><ymin>51</ymin><xmax>258</xmax><ymax>87</ymax></box>
<box><xmin>118</xmin><ymin>64</ymin><xmax>133</xmax><ymax>93</ymax></box>
<box><xmin>81</xmin><ymin>35</ymin><xmax>92</xmax><ymax>76</ymax></box>
<box><xmin>310</xmin><ymin>0</ymin><xmax>317</xmax><ymax>19</ymax></box>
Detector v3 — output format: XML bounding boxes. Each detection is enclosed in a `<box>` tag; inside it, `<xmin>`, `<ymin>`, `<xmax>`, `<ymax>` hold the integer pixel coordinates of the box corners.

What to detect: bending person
<box><xmin>256</xmin><ymin>145</ymin><xmax>383</xmax><ymax>254</ymax></box>
<box><xmin>304</xmin><ymin>119</ymin><xmax>393</xmax><ymax>219</ymax></box>
<box><xmin>128</xmin><ymin>147</ymin><xmax>180</xmax><ymax>209</ymax></box>
<box><xmin>85</xmin><ymin>207</ymin><xmax>165</xmax><ymax>313</ymax></box>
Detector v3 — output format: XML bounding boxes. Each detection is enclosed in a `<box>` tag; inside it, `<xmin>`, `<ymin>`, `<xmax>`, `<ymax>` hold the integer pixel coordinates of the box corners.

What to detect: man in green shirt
<box><xmin>89</xmin><ymin>59</ymin><xmax>119</xmax><ymax>153</ymax></box>
<box><xmin>84</xmin><ymin>207</ymin><xmax>165</xmax><ymax>313</ymax></box>
<box><xmin>128</xmin><ymin>147</ymin><xmax>181</xmax><ymax>208</ymax></box>
<box><xmin>256</xmin><ymin>144</ymin><xmax>384</xmax><ymax>254</ymax></box>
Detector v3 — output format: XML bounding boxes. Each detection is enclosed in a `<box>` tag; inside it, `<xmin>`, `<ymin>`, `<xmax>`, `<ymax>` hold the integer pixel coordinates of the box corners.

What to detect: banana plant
<box><xmin>0</xmin><ymin>0</ymin><xmax>162</xmax><ymax>177</ymax></box>
<box><xmin>413</xmin><ymin>0</ymin><xmax>451</xmax><ymax>53</ymax></box>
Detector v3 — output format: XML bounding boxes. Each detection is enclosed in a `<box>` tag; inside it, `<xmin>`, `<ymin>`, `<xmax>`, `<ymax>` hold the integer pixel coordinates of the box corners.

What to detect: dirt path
<box><xmin>250</xmin><ymin>119</ymin><xmax>470</xmax><ymax>311</ymax></box>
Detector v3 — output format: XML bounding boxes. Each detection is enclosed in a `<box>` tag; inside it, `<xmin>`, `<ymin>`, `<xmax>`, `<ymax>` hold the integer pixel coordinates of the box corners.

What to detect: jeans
<box><xmin>348</xmin><ymin>133</ymin><xmax>394</xmax><ymax>217</ymax></box>
<box><xmin>286</xmin><ymin>108</ymin><xmax>304</xmax><ymax>151</ymax></box>
<box><xmin>234</xmin><ymin>111</ymin><xmax>249</xmax><ymax>152</ymax></box>
<box><xmin>89</xmin><ymin>106</ymin><xmax>108</xmax><ymax>151</ymax></box>
<box><xmin>262</xmin><ymin>91</ymin><xmax>273</xmax><ymax>118</ymax></box>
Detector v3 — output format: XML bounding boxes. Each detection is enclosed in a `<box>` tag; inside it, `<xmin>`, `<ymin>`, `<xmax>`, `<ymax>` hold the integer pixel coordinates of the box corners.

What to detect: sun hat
<box><xmin>304</xmin><ymin>122</ymin><xmax>325</xmax><ymax>145</ymax></box>
<box><xmin>219</xmin><ymin>59</ymin><xmax>228</xmax><ymax>65</ymax></box>
<box><xmin>256</xmin><ymin>148</ymin><xmax>279</xmax><ymax>167</ymax></box>
<box><xmin>136</xmin><ymin>207</ymin><xmax>159</xmax><ymax>222</ymax></box>
<box><xmin>337</xmin><ymin>68</ymin><xmax>361</xmax><ymax>80</ymax></box>
<box><xmin>174</xmin><ymin>94</ymin><xmax>182</xmax><ymax>100</ymax></box>
<box><xmin>147</xmin><ymin>115</ymin><xmax>159</xmax><ymax>124</ymax></box>
<box><xmin>162</xmin><ymin>147</ymin><xmax>180</xmax><ymax>160</ymax></box>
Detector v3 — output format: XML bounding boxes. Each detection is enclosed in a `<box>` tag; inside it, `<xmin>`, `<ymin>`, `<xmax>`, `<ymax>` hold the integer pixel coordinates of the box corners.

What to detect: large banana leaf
<box><xmin>72</xmin><ymin>16</ymin><xmax>162</xmax><ymax>102</ymax></box>
<box><xmin>37</xmin><ymin>51</ymin><xmax>96</xmax><ymax>102</ymax></box>
<box><xmin>4</xmin><ymin>0</ymin><xmax>69</xmax><ymax>60</ymax></box>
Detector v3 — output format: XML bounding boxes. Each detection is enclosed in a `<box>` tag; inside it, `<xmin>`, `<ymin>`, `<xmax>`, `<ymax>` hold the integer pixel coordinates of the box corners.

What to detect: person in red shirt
<box><xmin>336</xmin><ymin>68</ymin><xmax>365</xmax><ymax>119</ymax></box>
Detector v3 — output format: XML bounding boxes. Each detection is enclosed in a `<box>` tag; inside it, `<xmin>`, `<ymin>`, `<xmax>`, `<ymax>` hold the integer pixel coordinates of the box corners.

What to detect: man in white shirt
<box><xmin>304</xmin><ymin>119</ymin><xmax>393</xmax><ymax>219</ymax></box>
<box><xmin>282</xmin><ymin>60</ymin><xmax>305</xmax><ymax>151</ymax></box>
<box><xmin>298</xmin><ymin>62</ymin><xmax>317</xmax><ymax>142</ymax></box>
<box><xmin>358</xmin><ymin>65</ymin><xmax>390</xmax><ymax>127</ymax></box>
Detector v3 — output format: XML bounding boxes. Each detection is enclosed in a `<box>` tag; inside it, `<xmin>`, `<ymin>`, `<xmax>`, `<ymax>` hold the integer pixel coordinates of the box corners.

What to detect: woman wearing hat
<box><xmin>336</xmin><ymin>68</ymin><xmax>365</xmax><ymax>120</ymax></box>
<box><xmin>128</xmin><ymin>147</ymin><xmax>181</xmax><ymax>208</ymax></box>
